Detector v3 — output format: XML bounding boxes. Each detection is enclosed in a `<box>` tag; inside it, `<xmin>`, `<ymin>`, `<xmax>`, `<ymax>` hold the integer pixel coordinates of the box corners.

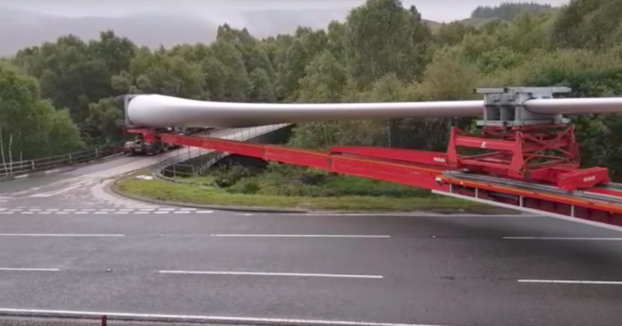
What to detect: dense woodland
<box><xmin>1</xmin><ymin>0</ymin><xmax>622</xmax><ymax>178</ymax></box>
<box><xmin>471</xmin><ymin>2</ymin><xmax>554</xmax><ymax>21</ymax></box>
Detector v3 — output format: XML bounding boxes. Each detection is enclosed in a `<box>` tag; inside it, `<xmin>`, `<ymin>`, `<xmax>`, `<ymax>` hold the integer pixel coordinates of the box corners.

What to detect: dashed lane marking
<box><xmin>519</xmin><ymin>279</ymin><xmax>622</xmax><ymax>285</ymax></box>
<box><xmin>0</xmin><ymin>268</ymin><xmax>59</xmax><ymax>272</ymax></box>
<box><xmin>0</xmin><ymin>234</ymin><xmax>125</xmax><ymax>237</ymax></box>
<box><xmin>209</xmin><ymin>234</ymin><xmax>391</xmax><ymax>238</ymax></box>
<box><xmin>504</xmin><ymin>236</ymin><xmax>622</xmax><ymax>241</ymax></box>
<box><xmin>158</xmin><ymin>270</ymin><xmax>384</xmax><ymax>279</ymax></box>
<box><xmin>1</xmin><ymin>208</ymin><xmax>213</xmax><ymax>215</ymax></box>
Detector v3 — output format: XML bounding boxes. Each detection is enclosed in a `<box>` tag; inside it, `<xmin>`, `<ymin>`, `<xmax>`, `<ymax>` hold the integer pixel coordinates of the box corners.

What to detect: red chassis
<box><xmin>155</xmin><ymin>123</ymin><xmax>622</xmax><ymax>228</ymax></box>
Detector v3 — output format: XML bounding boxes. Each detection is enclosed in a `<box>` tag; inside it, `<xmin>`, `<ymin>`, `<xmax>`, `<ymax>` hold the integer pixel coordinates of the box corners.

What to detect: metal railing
<box><xmin>157</xmin><ymin>124</ymin><xmax>291</xmax><ymax>179</ymax></box>
<box><xmin>0</xmin><ymin>141</ymin><xmax>127</xmax><ymax>178</ymax></box>
<box><xmin>0</xmin><ymin>128</ymin><xmax>219</xmax><ymax>179</ymax></box>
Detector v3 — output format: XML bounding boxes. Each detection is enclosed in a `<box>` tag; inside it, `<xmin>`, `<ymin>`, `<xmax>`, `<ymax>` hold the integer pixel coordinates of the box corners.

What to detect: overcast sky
<box><xmin>0</xmin><ymin>0</ymin><xmax>569</xmax><ymax>22</ymax></box>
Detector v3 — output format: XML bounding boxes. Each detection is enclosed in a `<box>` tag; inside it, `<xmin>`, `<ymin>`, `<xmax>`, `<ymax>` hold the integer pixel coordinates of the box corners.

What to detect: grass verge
<box><xmin>114</xmin><ymin>169</ymin><xmax>514</xmax><ymax>213</ymax></box>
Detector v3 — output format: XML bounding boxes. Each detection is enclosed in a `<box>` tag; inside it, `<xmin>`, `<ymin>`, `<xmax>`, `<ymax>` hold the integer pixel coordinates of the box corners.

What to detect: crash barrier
<box><xmin>0</xmin><ymin>141</ymin><xmax>127</xmax><ymax>178</ymax></box>
<box><xmin>156</xmin><ymin>124</ymin><xmax>293</xmax><ymax>179</ymax></box>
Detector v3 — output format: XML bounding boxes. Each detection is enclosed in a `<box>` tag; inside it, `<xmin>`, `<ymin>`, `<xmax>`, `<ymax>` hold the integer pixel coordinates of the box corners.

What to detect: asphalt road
<box><xmin>0</xmin><ymin>126</ymin><xmax>280</xmax><ymax>210</ymax></box>
<box><xmin>1</xmin><ymin>127</ymin><xmax>622</xmax><ymax>326</ymax></box>
<box><xmin>0</xmin><ymin>209</ymin><xmax>622</xmax><ymax>326</ymax></box>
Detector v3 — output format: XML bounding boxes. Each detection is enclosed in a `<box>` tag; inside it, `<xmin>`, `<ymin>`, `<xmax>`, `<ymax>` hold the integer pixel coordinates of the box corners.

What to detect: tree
<box><xmin>248</xmin><ymin>69</ymin><xmax>276</xmax><ymax>103</ymax></box>
<box><xmin>552</xmin><ymin>0</ymin><xmax>622</xmax><ymax>50</ymax></box>
<box><xmin>471</xmin><ymin>2</ymin><xmax>554</xmax><ymax>21</ymax></box>
<box><xmin>111</xmin><ymin>47</ymin><xmax>206</xmax><ymax>99</ymax></box>
<box><xmin>298</xmin><ymin>51</ymin><xmax>347</xmax><ymax>103</ymax></box>
<box><xmin>210</xmin><ymin>40</ymin><xmax>251</xmax><ymax>101</ymax></box>
<box><xmin>344</xmin><ymin>0</ymin><xmax>432</xmax><ymax>88</ymax></box>
<box><xmin>0</xmin><ymin>62</ymin><xmax>83</xmax><ymax>165</ymax></box>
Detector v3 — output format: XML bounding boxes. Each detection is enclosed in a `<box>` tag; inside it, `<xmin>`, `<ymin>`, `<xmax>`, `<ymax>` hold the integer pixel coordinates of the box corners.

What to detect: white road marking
<box><xmin>29</xmin><ymin>184</ymin><xmax>82</xmax><ymax>197</ymax></box>
<box><xmin>0</xmin><ymin>308</ymin><xmax>444</xmax><ymax>326</ymax></box>
<box><xmin>154</xmin><ymin>211</ymin><xmax>169</xmax><ymax>214</ymax></box>
<box><xmin>19</xmin><ymin>212</ymin><xmax>34</xmax><ymax>215</ymax></box>
<box><xmin>62</xmin><ymin>209</ymin><xmax>77</xmax><ymax>212</ymax></box>
<box><xmin>114</xmin><ymin>212</ymin><xmax>129</xmax><ymax>215</ymax></box>
<box><xmin>519</xmin><ymin>279</ymin><xmax>622</xmax><ymax>285</ymax></box>
<box><xmin>0</xmin><ymin>234</ymin><xmax>125</xmax><ymax>237</ymax></box>
<box><xmin>180</xmin><ymin>208</ymin><xmax>197</xmax><ymax>211</ymax></box>
<box><xmin>210</xmin><ymin>234</ymin><xmax>391</xmax><ymax>238</ymax></box>
<box><xmin>13</xmin><ymin>174</ymin><xmax>28</xmax><ymax>179</ymax></box>
<box><xmin>504</xmin><ymin>237</ymin><xmax>622</xmax><ymax>241</ymax></box>
<box><xmin>37</xmin><ymin>212</ymin><xmax>51</xmax><ymax>215</ymax></box>
<box><xmin>158</xmin><ymin>270</ymin><xmax>383</xmax><ymax>279</ymax></box>
<box><xmin>301</xmin><ymin>213</ymin><xmax>528</xmax><ymax>217</ymax></box>
<box><xmin>75</xmin><ymin>212</ymin><xmax>88</xmax><ymax>215</ymax></box>
<box><xmin>55</xmin><ymin>212</ymin><xmax>69</xmax><ymax>215</ymax></box>
<box><xmin>134</xmin><ymin>212</ymin><xmax>149</xmax><ymax>214</ymax></box>
<box><xmin>158</xmin><ymin>208</ymin><xmax>176</xmax><ymax>211</ymax></box>
<box><xmin>94</xmin><ymin>212</ymin><xmax>108</xmax><ymax>215</ymax></box>
<box><xmin>28</xmin><ymin>209</ymin><xmax>42</xmax><ymax>212</ymax></box>
<box><xmin>196</xmin><ymin>210</ymin><xmax>214</xmax><ymax>214</ymax></box>
<box><xmin>45</xmin><ymin>169</ymin><xmax>60</xmax><ymax>174</ymax></box>
<box><xmin>174</xmin><ymin>211</ymin><xmax>191</xmax><ymax>214</ymax></box>
<box><xmin>0</xmin><ymin>268</ymin><xmax>59</xmax><ymax>272</ymax></box>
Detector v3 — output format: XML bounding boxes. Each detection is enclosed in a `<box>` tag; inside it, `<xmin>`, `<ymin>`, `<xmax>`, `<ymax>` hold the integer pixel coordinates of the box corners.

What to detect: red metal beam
<box><xmin>330</xmin><ymin>146</ymin><xmax>449</xmax><ymax>167</ymax></box>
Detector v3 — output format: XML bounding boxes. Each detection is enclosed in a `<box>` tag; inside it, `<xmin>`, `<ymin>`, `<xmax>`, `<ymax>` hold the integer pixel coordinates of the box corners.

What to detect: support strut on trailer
<box><xmin>445</xmin><ymin>87</ymin><xmax>610</xmax><ymax>191</ymax></box>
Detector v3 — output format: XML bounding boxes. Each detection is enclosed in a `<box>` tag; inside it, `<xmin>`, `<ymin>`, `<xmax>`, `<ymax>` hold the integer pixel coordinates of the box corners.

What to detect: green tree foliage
<box><xmin>0</xmin><ymin>62</ymin><xmax>83</xmax><ymax>164</ymax></box>
<box><xmin>471</xmin><ymin>2</ymin><xmax>554</xmax><ymax>21</ymax></box>
<box><xmin>344</xmin><ymin>0</ymin><xmax>432</xmax><ymax>88</ymax></box>
<box><xmin>552</xmin><ymin>0</ymin><xmax>622</xmax><ymax>50</ymax></box>
<box><xmin>3</xmin><ymin>0</ymin><xmax>622</xmax><ymax>180</ymax></box>
<box><xmin>13</xmin><ymin>32</ymin><xmax>135</xmax><ymax>131</ymax></box>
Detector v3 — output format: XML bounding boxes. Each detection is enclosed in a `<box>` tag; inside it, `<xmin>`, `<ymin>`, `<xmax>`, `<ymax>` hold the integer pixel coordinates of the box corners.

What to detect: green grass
<box><xmin>115</xmin><ymin>167</ymin><xmax>512</xmax><ymax>213</ymax></box>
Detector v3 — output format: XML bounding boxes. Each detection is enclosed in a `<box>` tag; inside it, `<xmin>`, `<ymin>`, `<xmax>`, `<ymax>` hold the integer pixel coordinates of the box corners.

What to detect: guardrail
<box><xmin>156</xmin><ymin>124</ymin><xmax>291</xmax><ymax>179</ymax></box>
<box><xmin>0</xmin><ymin>141</ymin><xmax>127</xmax><ymax>178</ymax></box>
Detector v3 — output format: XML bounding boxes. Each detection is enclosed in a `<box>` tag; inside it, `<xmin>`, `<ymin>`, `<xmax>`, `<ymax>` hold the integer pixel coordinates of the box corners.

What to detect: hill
<box><xmin>471</xmin><ymin>2</ymin><xmax>554</xmax><ymax>21</ymax></box>
<box><xmin>0</xmin><ymin>3</ymin><xmax>557</xmax><ymax>57</ymax></box>
<box><xmin>0</xmin><ymin>7</ymin><xmax>218</xmax><ymax>56</ymax></box>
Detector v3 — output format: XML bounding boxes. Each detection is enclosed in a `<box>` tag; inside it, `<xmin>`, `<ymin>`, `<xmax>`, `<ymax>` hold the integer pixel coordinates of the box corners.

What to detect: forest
<box><xmin>1</xmin><ymin>0</ymin><xmax>622</xmax><ymax>178</ymax></box>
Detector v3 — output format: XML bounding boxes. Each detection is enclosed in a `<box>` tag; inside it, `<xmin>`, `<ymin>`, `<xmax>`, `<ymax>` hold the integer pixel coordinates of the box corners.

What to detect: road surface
<box><xmin>0</xmin><ymin>210</ymin><xmax>621</xmax><ymax>326</ymax></box>
<box><xmin>0</xmin><ymin>127</ymin><xmax>621</xmax><ymax>326</ymax></box>
<box><xmin>0</xmin><ymin>126</ymin><xmax>284</xmax><ymax>210</ymax></box>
